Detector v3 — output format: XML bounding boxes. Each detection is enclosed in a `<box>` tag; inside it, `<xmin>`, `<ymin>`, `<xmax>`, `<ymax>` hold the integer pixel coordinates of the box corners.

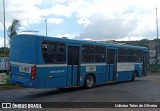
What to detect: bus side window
<box><xmin>118</xmin><ymin>48</ymin><xmax>126</xmax><ymax>62</ymax></box>
<box><xmin>95</xmin><ymin>46</ymin><xmax>106</xmax><ymax>63</ymax></box>
<box><xmin>135</xmin><ymin>49</ymin><xmax>142</xmax><ymax>62</ymax></box>
<box><xmin>127</xmin><ymin>49</ymin><xmax>136</xmax><ymax>62</ymax></box>
<box><xmin>82</xmin><ymin>45</ymin><xmax>94</xmax><ymax>63</ymax></box>
<box><xmin>82</xmin><ymin>55</ymin><xmax>87</xmax><ymax>62</ymax></box>
<box><xmin>61</xmin><ymin>46</ymin><xmax>65</xmax><ymax>52</ymax></box>
<box><xmin>42</xmin><ymin>43</ymin><xmax>47</xmax><ymax>52</ymax></box>
<box><xmin>107</xmin><ymin>49</ymin><xmax>116</xmax><ymax>64</ymax></box>
<box><xmin>42</xmin><ymin>41</ymin><xmax>66</xmax><ymax>64</ymax></box>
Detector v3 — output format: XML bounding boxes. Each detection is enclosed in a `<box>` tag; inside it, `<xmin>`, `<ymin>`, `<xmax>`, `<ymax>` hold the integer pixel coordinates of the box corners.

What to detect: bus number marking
<box><xmin>86</xmin><ymin>66</ymin><xmax>96</xmax><ymax>72</ymax></box>
<box><xmin>19</xmin><ymin>66</ymin><xmax>31</xmax><ymax>73</ymax></box>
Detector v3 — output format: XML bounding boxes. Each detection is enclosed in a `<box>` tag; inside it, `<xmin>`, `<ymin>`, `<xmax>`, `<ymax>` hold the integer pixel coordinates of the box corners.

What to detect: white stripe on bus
<box><xmin>10</xmin><ymin>62</ymin><xmax>67</xmax><ymax>67</ymax></box>
<box><xmin>81</xmin><ymin>63</ymin><xmax>106</xmax><ymax>66</ymax></box>
<box><xmin>10</xmin><ymin>62</ymin><xmax>35</xmax><ymax>67</ymax></box>
<box><xmin>37</xmin><ymin>64</ymin><xmax>67</xmax><ymax>67</ymax></box>
<box><xmin>10</xmin><ymin>62</ymin><xmax>143</xmax><ymax>71</ymax></box>
<box><xmin>117</xmin><ymin>62</ymin><xmax>142</xmax><ymax>72</ymax></box>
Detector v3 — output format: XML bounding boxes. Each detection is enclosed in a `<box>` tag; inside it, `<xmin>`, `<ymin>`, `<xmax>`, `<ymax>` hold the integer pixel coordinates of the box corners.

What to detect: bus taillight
<box><xmin>31</xmin><ymin>65</ymin><xmax>36</xmax><ymax>80</ymax></box>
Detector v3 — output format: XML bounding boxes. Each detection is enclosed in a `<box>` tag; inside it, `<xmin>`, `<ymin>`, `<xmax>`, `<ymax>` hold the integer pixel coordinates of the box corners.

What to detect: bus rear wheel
<box><xmin>84</xmin><ymin>75</ymin><xmax>95</xmax><ymax>88</ymax></box>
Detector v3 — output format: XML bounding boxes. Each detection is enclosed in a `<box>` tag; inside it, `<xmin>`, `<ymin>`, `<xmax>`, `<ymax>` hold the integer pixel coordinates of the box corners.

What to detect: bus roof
<box><xmin>14</xmin><ymin>34</ymin><xmax>148</xmax><ymax>50</ymax></box>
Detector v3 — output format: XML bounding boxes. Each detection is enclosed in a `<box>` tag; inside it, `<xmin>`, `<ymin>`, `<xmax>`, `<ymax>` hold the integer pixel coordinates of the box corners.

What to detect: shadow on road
<box><xmin>14</xmin><ymin>79</ymin><xmax>148</xmax><ymax>102</ymax></box>
<box><xmin>16</xmin><ymin>87</ymin><xmax>85</xmax><ymax>101</ymax></box>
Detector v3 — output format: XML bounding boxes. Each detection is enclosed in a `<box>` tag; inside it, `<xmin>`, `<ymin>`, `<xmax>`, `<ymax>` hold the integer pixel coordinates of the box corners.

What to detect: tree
<box><xmin>154</xmin><ymin>38</ymin><xmax>160</xmax><ymax>46</ymax></box>
<box><xmin>138</xmin><ymin>39</ymin><xmax>149</xmax><ymax>49</ymax></box>
<box><xmin>0</xmin><ymin>47</ymin><xmax>10</xmax><ymax>56</ymax></box>
<box><xmin>8</xmin><ymin>19</ymin><xmax>21</xmax><ymax>39</ymax></box>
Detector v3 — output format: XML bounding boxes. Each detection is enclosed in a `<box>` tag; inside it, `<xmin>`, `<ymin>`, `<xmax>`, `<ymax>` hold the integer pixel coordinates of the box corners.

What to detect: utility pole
<box><xmin>45</xmin><ymin>20</ymin><xmax>47</xmax><ymax>36</ymax></box>
<box><xmin>3</xmin><ymin>0</ymin><xmax>6</xmax><ymax>52</ymax></box>
<box><xmin>156</xmin><ymin>7</ymin><xmax>158</xmax><ymax>39</ymax></box>
<box><xmin>155</xmin><ymin>7</ymin><xmax>159</xmax><ymax>64</ymax></box>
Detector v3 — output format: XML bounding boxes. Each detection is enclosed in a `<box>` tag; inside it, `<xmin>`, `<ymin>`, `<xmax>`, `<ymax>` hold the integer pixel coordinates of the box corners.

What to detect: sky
<box><xmin>0</xmin><ymin>0</ymin><xmax>160</xmax><ymax>47</ymax></box>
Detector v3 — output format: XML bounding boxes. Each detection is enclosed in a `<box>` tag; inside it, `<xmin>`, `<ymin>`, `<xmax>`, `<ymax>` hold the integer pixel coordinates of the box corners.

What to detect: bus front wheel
<box><xmin>84</xmin><ymin>75</ymin><xmax>95</xmax><ymax>88</ymax></box>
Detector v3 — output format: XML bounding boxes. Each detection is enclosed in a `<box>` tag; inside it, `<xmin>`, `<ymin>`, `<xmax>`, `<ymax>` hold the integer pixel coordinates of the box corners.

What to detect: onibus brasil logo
<box><xmin>2</xmin><ymin>103</ymin><xmax>42</xmax><ymax>109</ymax></box>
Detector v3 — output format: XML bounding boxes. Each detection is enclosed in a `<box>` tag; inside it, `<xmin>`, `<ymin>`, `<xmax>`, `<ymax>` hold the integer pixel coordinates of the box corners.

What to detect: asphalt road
<box><xmin>0</xmin><ymin>74</ymin><xmax>160</xmax><ymax>102</ymax></box>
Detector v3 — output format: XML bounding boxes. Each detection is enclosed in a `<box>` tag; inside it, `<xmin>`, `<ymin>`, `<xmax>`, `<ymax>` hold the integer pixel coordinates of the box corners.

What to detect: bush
<box><xmin>6</xmin><ymin>75</ymin><xmax>12</xmax><ymax>85</ymax></box>
<box><xmin>148</xmin><ymin>64</ymin><xmax>160</xmax><ymax>73</ymax></box>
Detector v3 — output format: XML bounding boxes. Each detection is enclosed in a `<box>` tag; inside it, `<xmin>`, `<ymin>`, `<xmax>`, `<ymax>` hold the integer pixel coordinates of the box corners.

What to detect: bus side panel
<box><xmin>79</xmin><ymin>66</ymin><xmax>86</xmax><ymax>86</ymax></box>
<box><xmin>94</xmin><ymin>65</ymin><xmax>106</xmax><ymax>85</ymax></box>
<box><xmin>105</xmin><ymin>65</ymin><xmax>109</xmax><ymax>82</ymax></box>
<box><xmin>116</xmin><ymin>71</ymin><xmax>133</xmax><ymax>81</ymax></box>
<box><xmin>37</xmin><ymin>66</ymin><xmax>67</xmax><ymax>88</ymax></box>
<box><xmin>46</xmin><ymin>77</ymin><xmax>67</xmax><ymax>88</ymax></box>
<box><xmin>36</xmin><ymin>67</ymin><xmax>46</xmax><ymax>88</ymax></box>
<box><xmin>72</xmin><ymin>66</ymin><xmax>78</xmax><ymax>86</ymax></box>
<box><xmin>67</xmin><ymin>66</ymin><xmax>72</xmax><ymax>87</ymax></box>
<box><xmin>109</xmin><ymin>65</ymin><xmax>114</xmax><ymax>80</ymax></box>
<box><xmin>95</xmin><ymin>73</ymin><xmax>106</xmax><ymax>85</ymax></box>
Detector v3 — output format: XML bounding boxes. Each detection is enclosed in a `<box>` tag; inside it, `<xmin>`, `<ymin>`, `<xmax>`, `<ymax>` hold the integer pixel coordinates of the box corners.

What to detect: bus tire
<box><xmin>84</xmin><ymin>75</ymin><xmax>95</xmax><ymax>88</ymax></box>
<box><xmin>131</xmin><ymin>71</ymin><xmax>136</xmax><ymax>82</ymax></box>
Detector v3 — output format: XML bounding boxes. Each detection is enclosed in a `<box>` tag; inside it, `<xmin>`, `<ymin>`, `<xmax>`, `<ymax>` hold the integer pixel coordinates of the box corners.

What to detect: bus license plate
<box><xmin>19</xmin><ymin>66</ymin><xmax>31</xmax><ymax>73</ymax></box>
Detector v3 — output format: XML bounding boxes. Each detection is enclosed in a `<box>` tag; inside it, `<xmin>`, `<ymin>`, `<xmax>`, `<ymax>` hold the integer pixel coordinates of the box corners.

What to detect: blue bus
<box><xmin>10</xmin><ymin>34</ymin><xmax>148</xmax><ymax>88</ymax></box>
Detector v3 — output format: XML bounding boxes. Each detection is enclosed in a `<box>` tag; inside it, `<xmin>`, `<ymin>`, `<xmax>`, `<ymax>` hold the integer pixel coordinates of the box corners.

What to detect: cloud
<box><xmin>74</xmin><ymin>0</ymin><xmax>160</xmax><ymax>40</ymax></box>
<box><xmin>56</xmin><ymin>33</ymin><xmax>80</xmax><ymax>39</ymax></box>
<box><xmin>0</xmin><ymin>37</ymin><xmax>9</xmax><ymax>48</ymax></box>
<box><xmin>0</xmin><ymin>0</ymin><xmax>159</xmax><ymax>41</ymax></box>
<box><xmin>117</xmin><ymin>36</ymin><xmax>144</xmax><ymax>41</ymax></box>
<box><xmin>76</xmin><ymin>14</ymin><xmax>138</xmax><ymax>40</ymax></box>
<box><xmin>0</xmin><ymin>21</ymin><xmax>3</xmax><ymax>30</ymax></box>
<box><xmin>0</xmin><ymin>37</ymin><xmax>4</xmax><ymax>47</ymax></box>
<box><xmin>47</xmin><ymin>18</ymin><xmax>64</xmax><ymax>24</ymax></box>
<box><xmin>0</xmin><ymin>0</ymin><xmax>45</xmax><ymax>29</ymax></box>
<box><xmin>49</xmin><ymin>4</ymin><xmax>73</xmax><ymax>17</ymax></box>
<box><xmin>0</xmin><ymin>0</ymin><xmax>74</xmax><ymax>30</ymax></box>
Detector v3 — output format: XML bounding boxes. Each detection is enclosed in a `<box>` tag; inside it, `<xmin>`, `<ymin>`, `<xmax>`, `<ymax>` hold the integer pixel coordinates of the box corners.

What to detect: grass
<box><xmin>0</xmin><ymin>74</ymin><xmax>13</xmax><ymax>89</ymax></box>
<box><xmin>0</xmin><ymin>74</ymin><xmax>22</xmax><ymax>90</ymax></box>
<box><xmin>148</xmin><ymin>64</ymin><xmax>160</xmax><ymax>73</ymax></box>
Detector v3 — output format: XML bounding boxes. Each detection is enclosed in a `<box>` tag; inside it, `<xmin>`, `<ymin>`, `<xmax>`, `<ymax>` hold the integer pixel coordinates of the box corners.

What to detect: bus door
<box><xmin>67</xmin><ymin>46</ymin><xmax>80</xmax><ymax>86</ymax></box>
<box><xmin>107</xmin><ymin>48</ymin><xmax>117</xmax><ymax>81</ymax></box>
